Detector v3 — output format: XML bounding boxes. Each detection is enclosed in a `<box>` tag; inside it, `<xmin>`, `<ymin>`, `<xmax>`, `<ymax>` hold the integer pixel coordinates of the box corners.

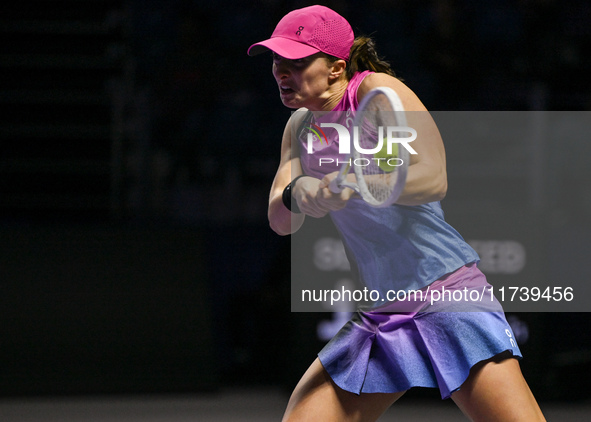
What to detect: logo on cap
<box><xmin>296</xmin><ymin>26</ymin><xmax>304</xmax><ymax>36</ymax></box>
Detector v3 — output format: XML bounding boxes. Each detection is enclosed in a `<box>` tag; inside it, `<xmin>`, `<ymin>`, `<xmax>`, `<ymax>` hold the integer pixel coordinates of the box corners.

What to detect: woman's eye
<box><xmin>291</xmin><ymin>58</ymin><xmax>308</xmax><ymax>66</ymax></box>
<box><xmin>272</xmin><ymin>54</ymin><xmax>308</xmax><ymax>67</ymax></box>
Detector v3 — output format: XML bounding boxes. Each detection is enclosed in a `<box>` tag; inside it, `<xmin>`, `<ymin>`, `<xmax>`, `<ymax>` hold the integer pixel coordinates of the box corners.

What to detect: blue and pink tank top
<box><xmin>298</xmin><ymin>71</ymin><xmax>479</xmax><ymax>297</ymax></box>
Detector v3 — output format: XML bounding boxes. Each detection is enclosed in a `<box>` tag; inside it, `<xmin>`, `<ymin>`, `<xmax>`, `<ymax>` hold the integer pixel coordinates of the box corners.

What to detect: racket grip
<box><xmin>329</xmin><ymin>178</ymin><xmax>343</xmax><ymax>194</ymax></box>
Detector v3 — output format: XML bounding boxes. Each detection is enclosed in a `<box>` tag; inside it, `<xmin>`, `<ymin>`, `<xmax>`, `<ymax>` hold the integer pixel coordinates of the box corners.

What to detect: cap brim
<box><xmin>247</xmin><ymin>37</ymin><xmax>320</xmax><ymax>59</ymax></box>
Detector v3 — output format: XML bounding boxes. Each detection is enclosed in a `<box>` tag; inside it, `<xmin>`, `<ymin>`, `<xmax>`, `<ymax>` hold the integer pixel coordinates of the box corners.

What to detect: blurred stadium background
<box><xmin>1</xmin><ymin>0</ymin><xmax>590</xmax><ymax>417</ymax></box>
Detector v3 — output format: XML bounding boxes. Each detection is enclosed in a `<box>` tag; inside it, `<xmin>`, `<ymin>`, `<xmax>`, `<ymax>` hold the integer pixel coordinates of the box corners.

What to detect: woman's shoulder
<box><xmin>283</xmin><ymin>107</ymin><xmax>310</xmax><ymax>130</ymax></box>
<box><xmin>289</xmin><ymin>107</ymin><xmax>310</xmax><ymax>123</ymax></box>
<box><xmin>287</xmin><ymin>107</ymin><xmax>312</xmax><ymax>132</ymax></box>
<box><xmin>281</xmin><ymin>107</ymin><xmax>312</xmax><ymax>147</ymax></box>
<box><xmin>358</xmin><ymin>72</ymin><xmax>428</xmax><ymax>112</ymax></box>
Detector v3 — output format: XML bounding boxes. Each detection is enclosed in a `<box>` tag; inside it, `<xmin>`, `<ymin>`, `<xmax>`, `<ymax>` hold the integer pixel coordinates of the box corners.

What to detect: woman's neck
<box><xmin>312</xmin><ymin>77</ymin><xmax>349</xmax><ymax>112</ymax></box>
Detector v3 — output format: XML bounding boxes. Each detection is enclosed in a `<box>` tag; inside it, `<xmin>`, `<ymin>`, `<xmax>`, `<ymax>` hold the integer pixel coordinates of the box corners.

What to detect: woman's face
<box><xmin>272</xmin><ymin>52</ymin><xmax>334</xmax><ymax>110</ymax></box>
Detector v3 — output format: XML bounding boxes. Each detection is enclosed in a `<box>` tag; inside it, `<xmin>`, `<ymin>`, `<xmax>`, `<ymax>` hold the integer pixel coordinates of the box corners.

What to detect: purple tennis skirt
<box><xmin>318</xmin><ymin>263</ymin><xmax>521</xmax><ymax>399</ymax></box>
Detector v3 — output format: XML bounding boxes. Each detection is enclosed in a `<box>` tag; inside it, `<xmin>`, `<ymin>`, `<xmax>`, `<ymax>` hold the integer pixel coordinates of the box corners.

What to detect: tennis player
<box><xmin>248</xmin><ymin>5</ymin><xmax>546</xmax><ymax>422</ymax></box>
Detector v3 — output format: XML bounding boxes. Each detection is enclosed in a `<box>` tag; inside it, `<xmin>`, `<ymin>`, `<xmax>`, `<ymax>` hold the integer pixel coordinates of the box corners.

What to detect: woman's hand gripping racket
<box><xmin>329</xmin><ymin>86</ymin><xmax>410</xmax><ymax>208</ymax></box>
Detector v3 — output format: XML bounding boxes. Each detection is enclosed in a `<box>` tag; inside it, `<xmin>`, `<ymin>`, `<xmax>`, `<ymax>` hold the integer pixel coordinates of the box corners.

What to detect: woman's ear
<box><xmin>329</xmin><ymin>59</ymin><xmax>347</xmax><ymax>80</ymax></box>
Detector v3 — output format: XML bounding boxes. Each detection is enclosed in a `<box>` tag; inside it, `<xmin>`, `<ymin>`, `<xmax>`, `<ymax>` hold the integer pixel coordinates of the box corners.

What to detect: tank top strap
<box><xmin>332</xmin><ymin>70</ymin><xmax>374</xmax><ymax>112</ymax></box>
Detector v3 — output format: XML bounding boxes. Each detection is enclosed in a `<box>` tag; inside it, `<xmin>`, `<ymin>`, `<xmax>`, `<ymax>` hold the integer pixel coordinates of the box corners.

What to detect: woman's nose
<box><xmin>273</xmin><ymin>60</ymin><xmax>290</xmax><ymax>78</ymax></box>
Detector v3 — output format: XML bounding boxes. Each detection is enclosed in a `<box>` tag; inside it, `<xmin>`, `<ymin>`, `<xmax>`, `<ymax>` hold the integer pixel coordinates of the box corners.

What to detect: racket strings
<box><xmin>354</xmin><ymin>93</ymin><xmax>401</xmax><ymax>204</ymax></box>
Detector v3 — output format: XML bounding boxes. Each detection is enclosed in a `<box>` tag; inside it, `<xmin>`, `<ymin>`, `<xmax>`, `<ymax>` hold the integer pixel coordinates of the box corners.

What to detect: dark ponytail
<box><xmin>346</xmin><ymin>36</ymin><xmax>397</xmax><ymax>80</ymax></box>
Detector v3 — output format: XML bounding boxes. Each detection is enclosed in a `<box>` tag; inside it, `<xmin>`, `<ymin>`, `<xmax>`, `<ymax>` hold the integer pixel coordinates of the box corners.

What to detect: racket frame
<box><xmin>329</xmin><ymin>86</ymin><xmax>409</xmax><ymax>207</ymax></box>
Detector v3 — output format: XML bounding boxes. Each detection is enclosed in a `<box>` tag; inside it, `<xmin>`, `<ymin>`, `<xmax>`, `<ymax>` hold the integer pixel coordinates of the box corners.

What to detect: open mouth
<box><xmin>280</xmin><ymin>85</ymin><xmax>294</xmax><ymax>95</ymax></box>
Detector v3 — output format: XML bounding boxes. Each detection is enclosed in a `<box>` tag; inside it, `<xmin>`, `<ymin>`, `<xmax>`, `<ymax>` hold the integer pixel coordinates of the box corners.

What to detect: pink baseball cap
<box><xmin>247</xmin><ymin>5</ymin><xmax>354</xmax><ymax>60</ymax></box>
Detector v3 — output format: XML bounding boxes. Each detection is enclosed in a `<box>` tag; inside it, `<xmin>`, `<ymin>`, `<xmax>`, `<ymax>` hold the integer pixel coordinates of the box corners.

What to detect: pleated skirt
<box><xmin>318</xmin><ymin>263</ymin><xmax>521</xmax><ymax>399</ymax></box>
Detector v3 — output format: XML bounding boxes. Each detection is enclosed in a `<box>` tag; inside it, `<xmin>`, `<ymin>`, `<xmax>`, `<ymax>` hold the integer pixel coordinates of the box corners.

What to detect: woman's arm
<box><xmin>268</xmin><ymin>110</ymin><xmax>355</xmax><ymax>235</ymax></box>
<box><xmin>357</xmin><ymin>73</ymin><xmax>448</xmax><ymax>205</ymax></box>
<box><xmin>268</xmin><ymin>112</ymin><xmax>307</xmax><ymax>236</ymax></box>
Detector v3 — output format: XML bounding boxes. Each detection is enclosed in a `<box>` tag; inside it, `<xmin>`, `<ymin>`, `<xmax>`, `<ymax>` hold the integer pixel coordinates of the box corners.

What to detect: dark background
<box><xmin>1</xmin><ymin>0</ymin><xmax>590</xmax><ymax>402</ymax></box>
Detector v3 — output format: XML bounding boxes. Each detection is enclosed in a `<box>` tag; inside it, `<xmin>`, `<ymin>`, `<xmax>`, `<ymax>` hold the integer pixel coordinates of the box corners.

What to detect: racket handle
<box><xmin>329</xmin><ymin>178</ymin><xmax>343</xmax><ymax>193</ymax></box>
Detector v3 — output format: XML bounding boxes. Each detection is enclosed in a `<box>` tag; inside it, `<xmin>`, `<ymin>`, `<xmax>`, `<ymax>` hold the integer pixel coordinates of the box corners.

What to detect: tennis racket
<box><xmin>329</xmin><ymin>86</ymin><xmax>410</xmax><ymax>207</ymax></box>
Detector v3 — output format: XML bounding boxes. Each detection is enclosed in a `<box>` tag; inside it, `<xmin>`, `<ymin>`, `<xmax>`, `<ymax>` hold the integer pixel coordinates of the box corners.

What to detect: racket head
<box><xmin>351</xmin><ymin>86</ymin><xmax>409</xmax><ymax>207</ymax></box>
